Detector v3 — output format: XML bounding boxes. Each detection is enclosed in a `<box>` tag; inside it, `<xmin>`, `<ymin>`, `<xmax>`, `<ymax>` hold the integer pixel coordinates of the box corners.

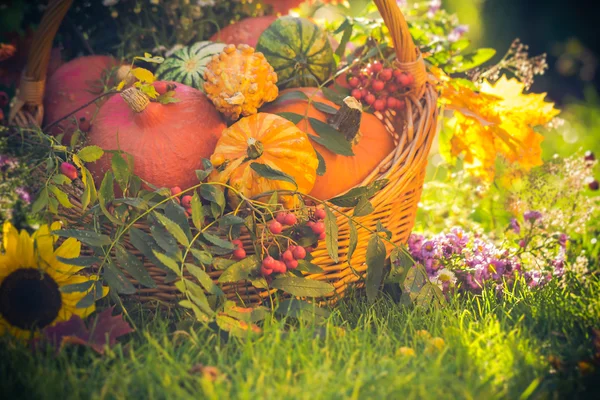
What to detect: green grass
<box><xmin>2</xmin><ymin>277</ymin><xmax>600</xmax><ymax>400</ymax></box>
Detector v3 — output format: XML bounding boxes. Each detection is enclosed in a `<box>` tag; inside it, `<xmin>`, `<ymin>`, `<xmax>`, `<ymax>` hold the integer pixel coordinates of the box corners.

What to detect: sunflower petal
<box><xmin>2</xmin><ymin>222</ymin><xmax>19</xmax><ymax>255</ymax></box>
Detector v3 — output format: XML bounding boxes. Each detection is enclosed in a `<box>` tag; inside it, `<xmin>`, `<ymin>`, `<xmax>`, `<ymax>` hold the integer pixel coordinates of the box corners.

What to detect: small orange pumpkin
<box><xmin>210</xmin><ymin>113</ymin><xmax>318</xmax><ymax>207</ymax></box>
<box><xmin>263</xmin><ymin>88</ymin><xmax>396</xmax><ymax>200</ymax></box>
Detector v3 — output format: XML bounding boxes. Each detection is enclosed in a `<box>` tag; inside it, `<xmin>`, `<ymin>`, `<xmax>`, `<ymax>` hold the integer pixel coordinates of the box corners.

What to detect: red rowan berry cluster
<box><xmin>346</xmin><ymin>60</ymin><xmax>414</xmax><ymax>112</ymax></box>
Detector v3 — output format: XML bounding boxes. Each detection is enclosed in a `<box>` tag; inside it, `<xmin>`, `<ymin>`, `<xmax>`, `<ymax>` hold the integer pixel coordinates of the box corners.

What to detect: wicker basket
<box><xmin>13</xmin><ymin>0</ymin><xmax>439</xmax><ymax>307</ymax></box>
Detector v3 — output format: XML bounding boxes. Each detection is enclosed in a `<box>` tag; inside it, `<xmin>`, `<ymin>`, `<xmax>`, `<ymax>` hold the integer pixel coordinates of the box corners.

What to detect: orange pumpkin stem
<box><xmin>328</xmin><ymin>96</ymin><xmax>363</xmax><ymax>143</ymax></box>
<box><xmin>120</xmin><ymin>87</ymin><xmax>150</xmax><ymax>113</ymax></box>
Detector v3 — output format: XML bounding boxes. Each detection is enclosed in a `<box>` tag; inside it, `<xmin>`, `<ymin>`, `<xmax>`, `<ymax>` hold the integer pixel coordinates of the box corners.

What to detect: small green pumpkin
<box><xmin>256</xmin><ymin>17</ymin><xmax>335</xmax><ymax>89</ymax></box>
<box><xmin>155</xmin><ymin>41</ymin><xmax>227</xmax><ymax>91</ymax></box>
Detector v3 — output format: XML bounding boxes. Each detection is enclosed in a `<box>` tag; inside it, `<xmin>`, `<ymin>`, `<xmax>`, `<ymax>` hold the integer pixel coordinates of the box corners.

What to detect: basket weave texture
<box><xmin>20</xmin><ymin>0</ymin><xmax>439</xmax><ymax>306</ymax></box>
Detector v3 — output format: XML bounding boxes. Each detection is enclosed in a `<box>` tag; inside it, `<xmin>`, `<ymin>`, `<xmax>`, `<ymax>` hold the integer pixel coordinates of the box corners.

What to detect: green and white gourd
<box><xmin>155</xmin><ymin>41</ymin><xmax>227</xmax><ymax>91</ymax></box>
<box><xmin>256</xmin><ymin>17</ymin><xmax>335</xmax><ymax>89</ymax></box>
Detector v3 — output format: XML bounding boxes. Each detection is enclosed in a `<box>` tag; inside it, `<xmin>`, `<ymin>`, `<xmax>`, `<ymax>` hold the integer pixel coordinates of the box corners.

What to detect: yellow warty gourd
<box><xmin>203</xmin><ymin>44</ymin><xmax>279</xmax><ymax>121</ymax></box>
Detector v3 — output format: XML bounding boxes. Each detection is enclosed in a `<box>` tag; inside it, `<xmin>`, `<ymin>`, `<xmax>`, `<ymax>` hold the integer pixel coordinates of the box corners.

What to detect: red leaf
<box><xmin>39</xmin><ymin>307</ymin><xmax>133</xmax><ymax>355</ymax></box>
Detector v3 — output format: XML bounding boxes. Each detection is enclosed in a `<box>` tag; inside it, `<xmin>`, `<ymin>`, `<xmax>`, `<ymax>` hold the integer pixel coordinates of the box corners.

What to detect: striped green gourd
<box><xmin>155</xmin><ymin>41</ymin><xmax>227</xmax><ymax>91</ymax></box>
<box><xmin>256</xmin><ymin>17</ymin><xmax>335</xmax><ymax>89</ymax></box>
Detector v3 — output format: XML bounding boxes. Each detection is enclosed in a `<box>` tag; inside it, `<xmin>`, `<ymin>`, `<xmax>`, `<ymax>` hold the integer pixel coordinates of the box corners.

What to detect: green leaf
<box><xmin>315</xmin><ymin>149</ymin><xmax>326</xmax><ymax>176</ymax></box>
<box><xmin>388</xmin><ymin>246</ymin><xmax>414</xmax><ymax>283</ymax></box>
<box><xmin>276</xmin><ymin>299</ymin><xmax>331</xmax><ymax>321</ymax></box>
<box><xmin>81</xmin><ymin>168</ymin><xmax>97</xmax><ymax>211</ymax></box>
<box><xmin>116</xmin><ymin>197</ymin><xmax>148</xmax><ymax>210</ymax></box>
<box><xmin>190</xmin><ymin>249</ymin><xmax>213</xmax><ymax>265</ymax></box>
<box><xmin>185</xmin><ymin>263</ymin><xmax>223</xmax><ymax>296</ymax></box>
<box><xmin>54</xmin><ymin>229</ymin><xmax>111</xmax><ymax>247</ymax></box>
<box><xmin>268</xmin><ymin>90</ymin><xmax>308</xmax><ymax>106</ymax></box>
<box><xmin>212</xmin><ymin>257</ymin><xmax>236</xmax><ymax>271</ymax></box>
<box><xmin>191</xmin><ymin>192</ymin><xmax>204</xmax><ymax>230</ymax></box>
<box><xmin>224</xmin><ymin>301</ymin><xmax>267</xmax><ymax>322</ymax></box>
<box><xmin>312</xmin><ymin>101</ymin><xmax>338</xmax><ymax>115</ymax></box>
<box><xmin>250</xmin><ymin>163</ymin><xmax>297</xmax><ymax>188</ymax></box>
<box><xmin>48</xmin><ymin>185</ymin><xmax>73</xmax><ymax>209</ymax></box>
<box><xmin>321</xmin><ymin>87</ymin><xmax>347</xmax><ymax>106</ymax></box>
<box><xmin>376</xmin><ymin>220</ymin><xmax>392</xmax><ymax>240</ymax></box>
<box><xmin>296</xmin><ymin>260</ymin><xmax>324</xmax><ymax>273</ymax></box>
<box><xmin>150</xmin><ymin>222</ymin><xmax>179</xmax><ymax>257</ymax></box>
<box><xmin>77</xmin><ymin>146</ymin><xmax>104</xmax><ymax>163</ymax></box>
<box><xmin>31</xmin><ymin>187</ymin><xmax>49</xmax><ymax>214</ymax></box>
<box><xmin>334</xmin><ymin>18</ymin><xmax>353</xmax><ymax>59</ymax></box>
<box><xmin>104</xmin><ymin>262</ymin><xmax>136</xmax><ymax>294</ymax></box>
<box><xmin>129</xmin><ymin>227</ymin><xmax>170</xmax><ymax>271</ymax></box>
<box><xmin>308</xmin><ymin>118</ymin><xmax>354</xmax><ymax>156</ymax></box>
<box><xmin>271</xmin><ymin>277</ymin><xmax>334</xmax><ymax>297</ymax></box>
<box><xmin>153</xmin><ymin>211</ymin><xmax>190</xmax><ymax>247</ymax></box>
<box><xmin>453</xmin><ymin>48</ymin><xmax>496</xmax><ymax>72</ymax></box>
<box><xmin>111</xmin><ymin>152</ymin><xmax>130</xmax><ymax>190</ymax></box>
<box><xmin>216</xmin><ymin>314</ymin><xmax>261</xmax><ymax>337</ymax></box>
<box><xmin>353</xmin><ymin>196</ymin><xmax>374</xmax><ymax>216</ymax></box>
<box><xmin>152</xmin><ymin>250</ymin><xmax>181</xmax><ymax>275</ymax></box>
<box><xmin>277</xmin><ymin>112</ymin><xmax>305</xmax><ymax>124</ymax></box>
<box><xmin>165</xmin><ymin>202</ymin><xmax>192</xmax><ymax>242</ymax></box>
<box><xmin>329</xmin><ymin>180</ymin><xmax>388</xmax><ymax>207</ymax></box>
<box><xmin>347</xmin><ymin>219</ymin><xmax>358</xmax><ymax>265</ymax></box>
<box><xmin>202</xmin><ymin>233</ymin><xmax>234</xmax><ymax>250</ymax></box>
<box><xmin>56</xmin><ymin>256</ymin><xmax>101</xmax><ymax>267</ymax></box>
<box><xmin>195</xmin><ymin>169</ymin><xmax>211</xmax><ymax>182</ymax></box>
<box><xmin>99</xmin><ymin>171</ymin><xmax>123</xmax><ymax>226</ymax></box>
<box><xmin>324</xmin><ymin>206</ymin><xmax>339</xmax><ymax>263</ymax></box>
<box><xmin>218</xmin><ymin>214</ymin><xmax>245</xmax><ymax>228</ymax></box>
<box><xmin>115</xmin><ymin>244</ymin><xmax>156</xmax><ymax>288</ymax></box>
<box><xmin>365</xmin><ymin>234</ymin><xmax>386</xmax><ymax>303</ymax></box>
<box><xmin>52</xmin><ymin>174</ymin><xmax>71</xmax><ymax>185</ymax></box>
<box><xmin>200</xmin><ymin>185</ymin><xmax>225</xmax><ymax>216</ymax></box>
<box><xmin>156</xmin><ymin>90</ymin><xmax>180</xmax><ymax>104</ymax></box>
<box><xmin>60</xmin><ymin>280</ymin><xmax>95</xmax><ymax>293</ymax></box>
<box><xmin>76</xmin><ymin>289</ymin><xmax>97</xmax><ymax>309</ymax></box>
<box><xmin>218</xmin><ymin>255</ymin><xmax>260</xmax><ymax>283</ymax></box>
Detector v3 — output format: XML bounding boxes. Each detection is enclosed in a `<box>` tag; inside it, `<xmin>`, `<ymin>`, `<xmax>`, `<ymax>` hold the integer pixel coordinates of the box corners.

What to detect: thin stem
<box><xmin>43</xmin><ymin>91</ymin><xmax>118</xmax><ymax>132</ymax></box>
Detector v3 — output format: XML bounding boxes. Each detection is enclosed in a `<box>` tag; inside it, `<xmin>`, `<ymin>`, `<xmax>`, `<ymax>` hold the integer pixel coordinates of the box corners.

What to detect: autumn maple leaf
<box><xmin>36</xmin><ymin>306</ymin><xmax>134</xmax><ymax>355</ymax></box>
<box><xmin>441</xmin><ymin>75</ymin><xmax>560</xmax><ymax>181</ymax></box>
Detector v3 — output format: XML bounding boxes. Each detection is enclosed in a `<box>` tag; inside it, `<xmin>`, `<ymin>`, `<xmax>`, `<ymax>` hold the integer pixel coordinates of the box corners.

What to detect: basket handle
<box><xmin>9</xmin><ymin>0</ymin><xmax>73</xmax><ymax>127</ymax></box>
<box><xmin>373</xmin><ymin>0</ymin><xmax>428</xmax><ymax>91</ymax></box>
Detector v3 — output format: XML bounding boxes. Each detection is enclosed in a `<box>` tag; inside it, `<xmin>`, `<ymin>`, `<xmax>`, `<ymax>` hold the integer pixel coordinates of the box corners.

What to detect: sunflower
<box><xmin>0</xmin><ymin>221</ymin><xmax>109</xmax><ymax>339</ymax></box>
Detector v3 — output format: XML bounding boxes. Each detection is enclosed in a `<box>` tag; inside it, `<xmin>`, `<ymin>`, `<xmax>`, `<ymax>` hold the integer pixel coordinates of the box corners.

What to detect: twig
<box><xmin>43</xmin><ymin>90</ymin><xmax>118</xmax><ymax>132</ymax></box>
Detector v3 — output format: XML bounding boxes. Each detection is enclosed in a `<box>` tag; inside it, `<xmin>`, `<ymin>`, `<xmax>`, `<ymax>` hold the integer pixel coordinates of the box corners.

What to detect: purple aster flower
<box><xmin>427</xmin><ymin>0</ymin><xmax>442</xmax><ymax>17</ymax></box>
<box><xmin>509</xmin><ymin>218</ymin><xmax>521</xmax><ymax>234</ymax></box>
<box><xmin>448</xmin><ymin>25</ymin><xmax>469</xmax><ymax>42</ymax></box>
<box><xmin>421</xmin><ymin>240</ymin><xmax>436</xmax><ymax>258</ymax></box>
<box><xmin>450</xmin><ymin>227</ymin><xmax>469</xmax><ymax>247</ymax></box>
<box><xmin>558</xmin><ymin>233</ymin><xmax>568</xmax><ymax>248</ymax></box>
<box><xmin>408</xmin><ymin>234</ymin><xmax>424</xmax><ymax>256</ymax></box>
<box><xmin>15</xmin><ymin>187</ymin><xmax>31</xmax><ymax>204</ymax></box>
<box><xmin>523</xmin><ymin>210</ymin><xmax>542</xmax><ymax>222</ymax></box>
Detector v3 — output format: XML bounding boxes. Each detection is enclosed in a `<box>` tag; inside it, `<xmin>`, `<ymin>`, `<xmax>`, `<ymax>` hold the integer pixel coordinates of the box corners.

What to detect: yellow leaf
<box><xmin>441</xmin><ymin>75</ymin><xmax>560</xmax><ymax>181</ymax></box>
<box><xmin>131</xmin><ymin>67</ymin><xmax>155</xmax><ymax>84</ymax></box>
<box><xmin>116</xmin><ymin>79</ymin><xmax>126</xmax><ymax>91</ymax></box>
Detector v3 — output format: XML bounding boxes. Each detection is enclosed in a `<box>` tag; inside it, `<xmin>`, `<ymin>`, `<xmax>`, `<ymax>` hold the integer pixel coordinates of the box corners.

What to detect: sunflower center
<box><xmin>0</xmin><ymin>268</ymin><xmax>62</xmax><ymax>330</ymax></box>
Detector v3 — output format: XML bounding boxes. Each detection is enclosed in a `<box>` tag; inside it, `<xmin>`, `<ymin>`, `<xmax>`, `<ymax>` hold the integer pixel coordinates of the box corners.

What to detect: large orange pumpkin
<box><xmin>209</xmin><ymin>16</ymin><xmax>277</xmax><ymax>48</ymax></box>
<box><xmin>88</xmin><ymin>81</ymin><xmax>226</xmax><ymax>191</ymax></box>
<box><xmin>263</xmin><ymin>88</ymin><xmax>396</xmax><ymax>200</ymax></box>
<box><xmin>210</xmin><ymin>113</ymin><xmax>318</xmax><ymax>208</ymax></box>
<box><xmin>44</xmin><ymin>55</ymin><xmax>119</xmax><ymax>142</ymax></box>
